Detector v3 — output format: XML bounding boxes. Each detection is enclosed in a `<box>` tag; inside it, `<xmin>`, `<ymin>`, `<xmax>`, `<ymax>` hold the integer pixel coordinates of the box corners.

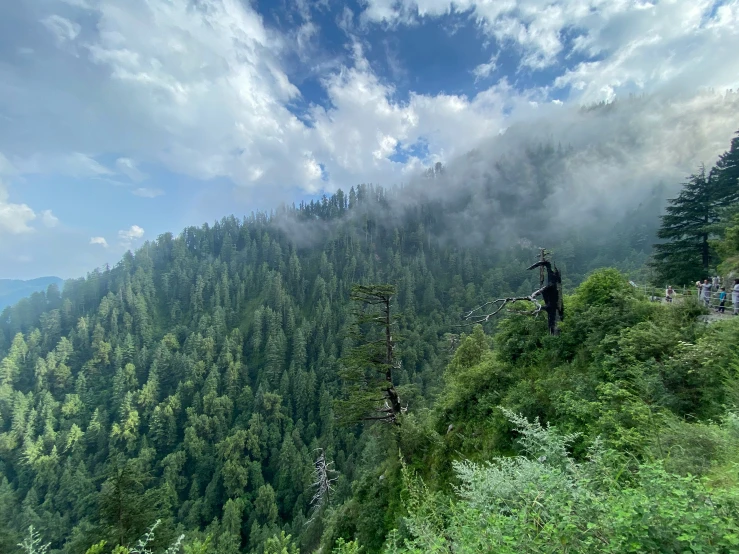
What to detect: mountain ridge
<box><xmin>0</xmin><ymin>276</ymin><xmax>65</xmax><ymax>311</ymax></box>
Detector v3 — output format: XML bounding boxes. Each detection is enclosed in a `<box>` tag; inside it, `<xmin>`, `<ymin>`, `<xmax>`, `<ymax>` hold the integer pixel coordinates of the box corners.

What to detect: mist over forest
<box><xmin>278</xmin><ymin>90</ymin><xmax>739</xmax><ymax>270</ymax></box>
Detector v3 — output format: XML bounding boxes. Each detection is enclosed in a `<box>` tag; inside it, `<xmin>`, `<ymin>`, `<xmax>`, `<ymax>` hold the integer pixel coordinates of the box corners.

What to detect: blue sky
<box><xmin>1</xmin><ymin>0</ymin><xmax>738</xmax><ymax>279</ymax></box>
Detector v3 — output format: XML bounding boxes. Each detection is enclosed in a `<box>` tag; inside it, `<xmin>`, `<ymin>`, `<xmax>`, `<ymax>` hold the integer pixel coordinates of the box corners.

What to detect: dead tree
<box><xmin>18</xmin><ymin>526</ymin><xmax>50</xmax><ymax>554</ymax></box>
<box><xmin>463</xmin><ymin>249</ymin><xmax>565</xmax><ymax>335</ymax></box>
<box><xmin>337</xmin><ymin>284</ymin><xmax>406</xmax><ymax>425</ymax></box>
<box><xmin>307</xmin><ymin>448</ymin><xmax>338</xmax><ymax>523</ymax></box>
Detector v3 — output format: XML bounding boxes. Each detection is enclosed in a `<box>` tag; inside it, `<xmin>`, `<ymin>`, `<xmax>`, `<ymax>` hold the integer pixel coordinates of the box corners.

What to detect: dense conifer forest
<box><xmin>2</xmin><ymin>129</ymin><xmax>739</xmax><ymax>554</ymax></box>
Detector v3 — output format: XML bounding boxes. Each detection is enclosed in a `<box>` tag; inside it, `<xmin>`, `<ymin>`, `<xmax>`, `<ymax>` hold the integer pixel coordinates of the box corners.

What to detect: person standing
<box><xmin>665</xmin><ymin>285</ymin><xmax>675</xmax><ymax>303</ymax></box>
<box><xmin>734</xmin><ymin>279</ymin><xmax>739</xmax><ymax>316</ymax></box>
<box><xmin>701</xmin><ymin>279</ymin><xmax>712</xmax><ymax>307</ymax></box>
<box><xmin>718</xmin><ymin>287</ymin><xmax>727</xmax><ymax>313</ymax></box>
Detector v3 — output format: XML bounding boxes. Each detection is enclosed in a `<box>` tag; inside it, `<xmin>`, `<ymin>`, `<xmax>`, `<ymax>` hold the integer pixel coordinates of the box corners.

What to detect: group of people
<box><xmin>665</xmin><ymin>278</ymin><xmax>739</xmax><ymax>315</ymax></box>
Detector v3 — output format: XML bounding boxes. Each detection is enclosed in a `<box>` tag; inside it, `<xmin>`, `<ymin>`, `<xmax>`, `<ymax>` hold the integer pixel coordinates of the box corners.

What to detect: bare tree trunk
<box><xmin>462</xmin><ymin>250</ymin><xmax>564</xmax><ymax>335</ymax></box>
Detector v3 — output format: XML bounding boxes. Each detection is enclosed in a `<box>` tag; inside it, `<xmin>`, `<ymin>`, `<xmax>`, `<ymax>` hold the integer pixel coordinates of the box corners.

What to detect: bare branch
<box><xmin>307</xmin><ymin>449</ymin><xmax>339</xmax><ymax>524</ymax></box>
<box><xmin>460</xmin><ymin>286</ymin><xmax>546</xmax><ymax>327</ymax></box>
<box><xmin>18</xmin><ymin>526</ymin><xmax>50</xmax><ymax>554</ymax></box>
<box><xmin>459</xmin><ymin>249</ymin><xmax>564</xmax><ymax>335</ymax></box>
<box><xmin>130</xmin><ymin>520</ymin><xmax>161</xmax><ymax>554</ymax></box>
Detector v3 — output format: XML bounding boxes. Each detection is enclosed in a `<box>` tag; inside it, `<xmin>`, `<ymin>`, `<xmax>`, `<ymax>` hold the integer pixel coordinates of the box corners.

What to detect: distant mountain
<box><xmin>0</xmin><ymin>277</ymin><xmax>64</xmax><ymax>311</ymax></box>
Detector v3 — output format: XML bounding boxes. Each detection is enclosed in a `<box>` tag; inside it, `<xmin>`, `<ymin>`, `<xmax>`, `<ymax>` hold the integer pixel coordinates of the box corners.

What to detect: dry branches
<box><xmin>307</xmin><ymin>449</ymin><xmax>338</xmax><ymax>523</ymax></box>
<box><xmin>460</xmin><ymin>250</ymin><xmax>564</xmax><ymax>335</ymax></box>
<box><xmin>461</xmin><ymin>285</ymin><xmax>547</xmax><ymax>326</ymax></box>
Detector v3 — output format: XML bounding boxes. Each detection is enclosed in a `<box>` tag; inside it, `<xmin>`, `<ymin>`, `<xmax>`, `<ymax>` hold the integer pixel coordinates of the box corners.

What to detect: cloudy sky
<box><xmin>1</xmin><ymin>0</ymin><xmax>738</xmax><ymax>279</ymax></box>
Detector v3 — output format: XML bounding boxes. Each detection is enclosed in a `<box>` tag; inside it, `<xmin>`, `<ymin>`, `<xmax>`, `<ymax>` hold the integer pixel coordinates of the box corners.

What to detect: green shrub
<box><xmin>388</xmin><ymin>409</ymin><xmax>739</xmax><ymax>554</ymax></box>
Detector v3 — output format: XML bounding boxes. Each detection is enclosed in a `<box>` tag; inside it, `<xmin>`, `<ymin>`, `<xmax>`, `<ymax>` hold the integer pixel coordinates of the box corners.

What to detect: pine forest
<box><xmin>3</xmin><ymin>123</ymin><xmax>739</xmax><ymax>554</ymax></box>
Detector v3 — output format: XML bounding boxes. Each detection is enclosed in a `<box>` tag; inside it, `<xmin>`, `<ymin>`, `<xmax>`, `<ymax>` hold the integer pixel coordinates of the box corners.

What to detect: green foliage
<box><xmin>337</xmin><ymin>284</ymin><xmax>402</xmax><ymax>426</ymax></box>
<box><xmin>389</xmin><ymin>410</ymin><xmax>739</xmax><ymax>553</ymax></box>
<box><xmin>446</xmin><ymin>325</ymin><xmax>488</xmax><ymax>375</ymax></box>
<box><xmin>263</xmin><ymin>531</ymin><xmax>299</xmax><ymax>554</ymax></box>
<box><xmin>655</xmin><ymin>413</ymin><xmax>739</xmax><ymax>478</ymax></box>
<box><xmin>651</xmin><ymin>167</ymin><xmax>716</xmax><ymax>285</ymax></box>
<box><xmin>181</xmin><ymin>535</ymin><xmax>211</xmax><ymax>554</ymax></box>
<box><xmin>98</xmin><ymin>457</ymin><xmax>161</xmax><ymax>548</ymax></box>
<box><xmin>386</xmin><ymin>270</ymin><xmax>739</xmax><ymax>523</ymax></box>
<box><xmin>84</xmin><ymin>541</ymin><xmax>107</xmax><ymax>554</ymax></box>
<box><xmin>651</xmin><ymin>133</ymin><xmax>739</xmax><ymax>285</ymax></box>
<box><xmin>570</xmin><ymin>268</ymin><xmax>635</xmax><ymax>309</ymax></box>
<box><xmin>714</xmin><ymin>206</ymin><xmax>739</xmax><ymax>275</ymax></box>
<box><xmin>332</xmin><ymin>538</ymin><xmax>362</xmax><ymax>554</ymax></box>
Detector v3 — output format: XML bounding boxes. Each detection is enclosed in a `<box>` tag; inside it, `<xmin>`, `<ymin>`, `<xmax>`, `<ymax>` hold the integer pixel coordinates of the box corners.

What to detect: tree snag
<box><xmin>307</xmin><ymin>448</ymin><xmax>338</xmax><ymax>523</ymax></box>
<box><xmin>463</xmin><ymin>249</ymin><xmax>564</xmax><ymax>335</ymax></box>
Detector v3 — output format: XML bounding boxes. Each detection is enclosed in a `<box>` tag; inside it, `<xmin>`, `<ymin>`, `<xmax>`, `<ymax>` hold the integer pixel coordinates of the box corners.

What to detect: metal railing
<box><xmin>634</xmin><ymin>283</ymin><xmax>736</xmax><ymax>311</ymax></box>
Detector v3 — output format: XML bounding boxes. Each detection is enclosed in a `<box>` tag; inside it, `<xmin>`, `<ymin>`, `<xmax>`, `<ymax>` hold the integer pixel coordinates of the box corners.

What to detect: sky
<box><xmin>1</xmin><ymin>0</ymin><xmax>738</xmax><ymax>279</ymax></box>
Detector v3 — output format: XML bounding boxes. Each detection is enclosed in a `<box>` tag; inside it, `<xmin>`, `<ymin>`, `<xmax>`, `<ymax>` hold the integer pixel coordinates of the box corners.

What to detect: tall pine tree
<box><xmin>336</xmin><ymin>285</ymin><xmax>404</xmax><ymax>426</ymax></box>
<box><xmin>713</xmin><ymin>130</ymin><xmax>739</xmax><ymax>214</ymax></box>
<box><xmin>651</xmin><ymin>165</ymin><xmax>728</xmax><ymax>285</ymax></box>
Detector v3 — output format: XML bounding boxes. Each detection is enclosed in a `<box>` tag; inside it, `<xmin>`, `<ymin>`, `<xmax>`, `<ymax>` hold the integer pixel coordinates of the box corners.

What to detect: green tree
<box><xmin>650</xmin><ymin>166</ymin><xmax>718</xmax><ymax>285</ymax></box>
<box><xmin>263</xmin><ymin>531</ymin><xmax>299</xmax><ymax>554</ymax></box>
<box><xmin>712</xmin><ymin>129</ymin><xmax>739</xmax><ymax>206</ymax></box>
<box><xmin>651</xmin><ymin>145</ymin><xmax>739</xmax><ymax>286</ymax></box>
<box><xmin>715</xmin><ymin>207</ymin><xmax>739</xmax><ymax>274</ymax></box>
<box><xmin>97</xmin><ymin>458</ymin><xmax>159</xmax><ymax>548</ymax></box>
<box><xmin>337</xmin><ymin>285</ymin><xmax>403</xmax><ymax>426</ymax></box>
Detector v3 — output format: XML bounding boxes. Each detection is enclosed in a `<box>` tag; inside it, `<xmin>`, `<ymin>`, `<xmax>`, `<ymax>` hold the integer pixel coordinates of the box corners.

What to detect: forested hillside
<box><xmin>2</xmin><ymin>128</ymin><xmax>739</xmax><ymax>554</ymax></box>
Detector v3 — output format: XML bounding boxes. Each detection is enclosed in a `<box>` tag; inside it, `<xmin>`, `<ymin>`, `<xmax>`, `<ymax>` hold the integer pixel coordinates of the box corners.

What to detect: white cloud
<box><xmin>0</xmin><ymin>0</ymin><xmax>736</xmax><ymax>281</ymax></box>
<box><xmin>361</xmin><ymin>1</ymin><xmax>739</xmax><ymax>100</ymax></box>
<box><xmin>15</xmin><ymin>153</ymin><xmax>113</xmax><ymax>178</ymax></box>
<box><xmin>301</xmin><ymin>43</ymin><xmax>531</xmax><ymax>184</ymax></box>
<box><xmin>41</xmin><ymin>15</ymin><xmax>81</xmax><ymax>45</ymax></box>
<box><xmin>59</xmin><ymin>153</ymin><xmax>113</xmax><ymax>176</ymax></box>
<box><xmin>337</xmin><ymin>6</ymin><xmax>356</xmax><ymax>34</ymax></box>
<box><xmin>0</xmin><ymin>183</ymin><xmax>37</xmax><ymax>235</ymax></box>
<box><xmin>473</xmin><ymin>55</ymin><xmax>498</xmax><ymax>81</ymax></box>
<box><xmin>40</xmin><ymin>210</ymin><xmax>59</xmax><ymax>228</ymax></box>
<box><xmin>552</xmin><ymin>0</ymin><xmax>739</xmax><ymax>103</ymax></box>
<box><xmin>0</xmin><ymin>0</ymin><xmax>737</xmax><ymax>220</ymax></box>
<box><xmin>0</xmin><ymin>153</ymin><xmax>14</xmax><ymax>176</ymax></box>
<box><xmin>90</xmin><ymin>236</ymin><xmax>109</xmax><ymax>248</ymax></box>
<box><xmin>0</xmin><ymin>152</ymin><xmax>40</xmax><ymax>235</ymax></box>
<box><xmin>57</xmin><ymin>0</ymin><xmax>306</xmax><ymax>188</ymax></box>
<box><xmin>118</xmin><ymin>225</ymin><xmax>145</xmax><ymax>245</ymax></box>
<box><xmin>132</xmin><ymin>187</ymin><xmax>164</xmax><ymax>198</ymax></box>
<box><xmin>60</xmin><ymin>0</ymin><xmax>94</xmax><ymax>7</ymax></box>
<box><xmin>116</xmin><ymin>158</ymin><xmax>147</xmax><ymax>182</ymax></box>
<box><xmin>0</xmin><ymin>168</ymin><xmax>61</xmax><ymax>234</ymax></box>
<box><xmin>1</xmin><ymin>0</ymin><xmax>515</xmax><ymax>196</ymax></box>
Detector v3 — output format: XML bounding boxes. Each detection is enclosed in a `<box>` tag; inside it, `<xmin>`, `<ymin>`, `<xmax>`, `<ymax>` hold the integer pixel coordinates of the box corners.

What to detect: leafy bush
<box><xmin>571</xmin><ymin>268</ymin><xmax>635</xmax><ymax>309</ymax></box>
<box><xmin>385</xmin><ymin>409</ymin><xmax>739</xmax><ymax>554</ymax></box>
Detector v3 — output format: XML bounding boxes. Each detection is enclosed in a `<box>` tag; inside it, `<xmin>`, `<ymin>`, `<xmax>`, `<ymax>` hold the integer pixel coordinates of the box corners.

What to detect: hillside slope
<box><xmin>3</xmin><ymin>116</ymin><xmax>738</xmax><ymax>553</ymax></box>
<box><xmin>0</xmin><ymin>183</ymin><xmax>661</xmax><ymax>554</ymax></box>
